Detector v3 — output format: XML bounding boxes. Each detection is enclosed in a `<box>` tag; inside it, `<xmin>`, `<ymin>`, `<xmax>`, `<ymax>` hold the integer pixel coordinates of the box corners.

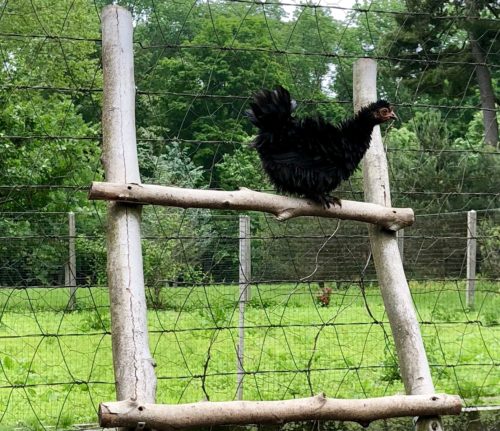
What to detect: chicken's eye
<box><xmin>380</xmin><ymin>108</ymin><xmax>389</xmax><ymax>115</ymax></box>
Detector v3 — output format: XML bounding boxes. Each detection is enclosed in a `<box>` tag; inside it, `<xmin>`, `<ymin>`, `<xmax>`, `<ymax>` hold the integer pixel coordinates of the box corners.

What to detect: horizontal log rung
<box><xmin>88</xmin><ymin>181</ymin><xmax>415</xmax><ymax>231</ymax></box>
<box><xmin>99</xmin><ymin>394</ymin><xmax>462</xmax><ymax>430</ymax></box>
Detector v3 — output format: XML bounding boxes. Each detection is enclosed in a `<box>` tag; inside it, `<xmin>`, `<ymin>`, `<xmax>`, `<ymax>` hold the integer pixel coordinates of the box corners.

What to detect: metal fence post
<box><xmin>237</xmin><ymin>215</ymin><xmax>251</xmax><ymax>400</ymax></box>
<box><xmin>397</xmin><ymin>228</ymin><xmax>405</xmax><ymax>262</ymax></box>
<box><xmin>466</xmin><ymin>210</ymin><xmax>477</xmax><ymax>308</ymax></box>
<box><xmin>66</xmin><ymin>211</ymin><xmax>77</xmax><ymax>310</ymax></box>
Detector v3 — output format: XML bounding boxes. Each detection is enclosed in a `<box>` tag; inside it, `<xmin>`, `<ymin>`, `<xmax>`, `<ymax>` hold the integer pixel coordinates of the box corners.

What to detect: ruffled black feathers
<box><xmin>247</xmin><ymin>86</ymin><xmax>394</xmax><ymax>207</ymax></box>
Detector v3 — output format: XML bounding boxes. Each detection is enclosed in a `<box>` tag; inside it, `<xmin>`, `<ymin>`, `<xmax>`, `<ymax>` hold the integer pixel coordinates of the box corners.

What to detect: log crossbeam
<box><xmin>99</xmin><ymin>394</ymin><xmax>462</xmax><ymax>430</ymax></box>
<box><xmin>88</xmin><ymin>181</ymin><xmax>414</xmax><ymax>232</ymax></box>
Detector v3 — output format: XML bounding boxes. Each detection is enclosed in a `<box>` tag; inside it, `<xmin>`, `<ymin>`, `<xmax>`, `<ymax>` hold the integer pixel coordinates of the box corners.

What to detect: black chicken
<box><xmin>247</xmin><ymin>86</ymin><xmax>396</xmax><ymax>208</ymax></box>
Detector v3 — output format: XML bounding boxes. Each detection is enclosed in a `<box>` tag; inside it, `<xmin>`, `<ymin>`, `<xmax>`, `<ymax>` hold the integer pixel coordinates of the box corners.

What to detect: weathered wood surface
<box><xmin>89</xmin><ymin>181</ymin><xmax>415</xmax><ymax>232</ymax></box>
<box><xmin>101</xmin><ymin>5</ymin><xmax>157</xmax><ymax>403</ymax></box>
<box><xmin>99</xmin><ymin>394</ymin><xmax>462</xmax><ymax>429</ymax></box>
<box><xmin>355</xmin><ymin>58</ymin><xmax>441</xmax><ymax>431</ymax></box>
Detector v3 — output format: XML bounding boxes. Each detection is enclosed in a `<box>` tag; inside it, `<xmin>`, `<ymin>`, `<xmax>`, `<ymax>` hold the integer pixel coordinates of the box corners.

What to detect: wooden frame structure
<box><xmin>91</xmin><ymin>5</ymin><xmax>462</xmax><ymax>430</ymax></box>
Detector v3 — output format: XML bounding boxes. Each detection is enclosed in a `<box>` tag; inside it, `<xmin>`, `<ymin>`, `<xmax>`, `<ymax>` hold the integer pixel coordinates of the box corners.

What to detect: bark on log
<box><xmin>88</xmin><ymin>182</ymin><xmax>414</xmax><ymax>232</ymax></box>
<box><xmin>98</xmin><ymin>394</ymin><xmax>462</xmax><ymax>430</ymax></box>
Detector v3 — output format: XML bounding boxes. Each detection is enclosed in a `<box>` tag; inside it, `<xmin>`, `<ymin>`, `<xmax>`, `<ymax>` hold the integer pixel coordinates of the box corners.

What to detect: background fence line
<box><xmin>2</xmin><ymin>208</ymin><xmax>498</xmax><ymax>289</ymax></box>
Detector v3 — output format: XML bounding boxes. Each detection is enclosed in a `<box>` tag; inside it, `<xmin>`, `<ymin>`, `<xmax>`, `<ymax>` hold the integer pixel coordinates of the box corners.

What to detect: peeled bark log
<box><xmin>98</xmin><ymin>394</ymin><xmax>462</xmax><ymax>430</ymax></box>
<box><xmin>88</xmin><ymin>181</ymin><xmax>415</xmax><ymax>231</ymax></box>
<box><xmin>101</xmin><ymin>5</ymin><xmax>156</xmax><ymax>403</ymax></box>
<box><xmin>355</xmin><ymin>59</ymin><xmax>441</xmax><ymax>431</ymax></box>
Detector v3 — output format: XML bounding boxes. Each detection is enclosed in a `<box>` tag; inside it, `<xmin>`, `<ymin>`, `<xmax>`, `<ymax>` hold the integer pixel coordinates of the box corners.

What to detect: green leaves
<box><xmin>217</xmin><ymin>142</ymin><xmax>268</xmax><ymax>191</ymax></box>
<box><xmin>387</xmin><ymin>109</ymin><xmax>500</xmax><ymax>211</ymax></box>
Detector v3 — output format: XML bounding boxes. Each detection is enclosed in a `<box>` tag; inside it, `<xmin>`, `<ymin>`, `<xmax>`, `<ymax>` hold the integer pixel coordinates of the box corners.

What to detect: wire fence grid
<box><xmin>0</xmin><ymin>0</ymin><xmax>499</xmax><ymax>429</ymax></box>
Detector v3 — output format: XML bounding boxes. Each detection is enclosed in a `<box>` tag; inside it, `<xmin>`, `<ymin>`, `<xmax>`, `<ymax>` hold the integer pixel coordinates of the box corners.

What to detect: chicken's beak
<box><xmin>388</xmin><ymin>110</ymin><xmax>398</xmax><ymax>121</ymax></box>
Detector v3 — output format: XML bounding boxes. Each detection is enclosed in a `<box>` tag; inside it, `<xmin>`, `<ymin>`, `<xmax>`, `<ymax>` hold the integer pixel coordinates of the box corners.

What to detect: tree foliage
<box><xmin>380</xmin><ymin>0</ymin><xmax>499</xmax><ymax>145</ymax></box>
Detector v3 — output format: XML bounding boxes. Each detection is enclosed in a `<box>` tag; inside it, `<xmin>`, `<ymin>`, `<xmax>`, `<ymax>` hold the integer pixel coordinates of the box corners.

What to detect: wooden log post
<box><xmin>101</xmin><ymin>5</ymin><xmax>156</xmax><ymax>403</ymax></box>
<box><xmin>354</xmin><ymin>59</ymin><xmax>442</xmax><ymax>431</ymax></box>
<box><xmin>239</xmin><ymin>215</ymin><xmax>252</xmax><ymax>301</ymax></box>
<box><xmin>99</xmin><ymin>394</ymin><xmax>462</xmax><ymax>429</ymax></box>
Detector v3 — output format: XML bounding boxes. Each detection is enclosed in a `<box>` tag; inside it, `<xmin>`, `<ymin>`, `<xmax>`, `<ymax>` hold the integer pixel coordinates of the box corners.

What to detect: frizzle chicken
<box><xmin>247</xmin><ymin>86</ymin><xmax>396</xmax><ymax>208</ymax></box>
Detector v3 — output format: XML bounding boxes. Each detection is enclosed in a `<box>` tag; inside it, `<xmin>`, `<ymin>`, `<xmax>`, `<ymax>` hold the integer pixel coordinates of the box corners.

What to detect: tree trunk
<box><xmin>469</xmin><ymin>35</ymin><xmax>498</xmax><ymax>147</ymax></box>
<box><xmin>465</xmin><ymin>0</ymin><xmax>499</xmax><ymax>148</ymax></box>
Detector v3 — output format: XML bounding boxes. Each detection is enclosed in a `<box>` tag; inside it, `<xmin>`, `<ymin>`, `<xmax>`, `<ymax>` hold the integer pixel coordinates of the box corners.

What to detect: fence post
<box><xmin>239</xmin><ymin>215</ymin><xmax>251</xmax><ymax>301</ymax></box>
<box><xmin>101</xmin><ymin>5</ymin><xmax>156</xmax><ymax>403</ymax></box>
<box><xmin>466</xmin><ymin>210</ymin><xmax>477</xmax><ymax>308</ymax></box>
<box><xmin>237</xmin><ymin>215</ymin><xmax>251</xmax><ymax>400</ymax></box>
<box><xmin>397</xmin><ymin>228</ymin><xmax>404</xmax><ymax>262</ymax></box>
<box><xmin>66</xmin><ymin>211</ymin><xmax>77</xmax><ymax>310</ymax></box>
<box><xmin>354</xmin><ymin>59</ymin><xmax>443</xmax><ymax>431</ymax></box>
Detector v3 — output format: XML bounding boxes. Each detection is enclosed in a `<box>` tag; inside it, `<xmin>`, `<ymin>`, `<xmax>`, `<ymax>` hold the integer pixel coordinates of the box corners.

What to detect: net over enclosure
<box><xmin>0</xmin><ymin>0</ymin><xmax>498</xmax><ymax>429</ymax></box>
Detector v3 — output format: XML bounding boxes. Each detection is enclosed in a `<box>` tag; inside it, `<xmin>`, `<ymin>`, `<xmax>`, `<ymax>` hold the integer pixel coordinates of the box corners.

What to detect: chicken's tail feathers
<box><xmin>246</xmin><ymin>86</ymin><xmax>295</xmax><ymax>132</ymax></box>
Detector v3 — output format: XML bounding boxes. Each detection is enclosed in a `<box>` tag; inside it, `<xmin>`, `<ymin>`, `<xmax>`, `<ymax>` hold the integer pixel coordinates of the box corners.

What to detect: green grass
<box><xmin>0</xmin><ymin>281</ymin><xmax>498</xmax><ymax>428</ymax></box>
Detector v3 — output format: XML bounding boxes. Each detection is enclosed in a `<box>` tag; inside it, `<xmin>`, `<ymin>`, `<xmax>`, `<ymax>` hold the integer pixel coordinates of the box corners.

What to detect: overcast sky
<box><xmin>282</xmin><ymin>0</ymin><xmax>358</xmax><ymax>21</ymax></box>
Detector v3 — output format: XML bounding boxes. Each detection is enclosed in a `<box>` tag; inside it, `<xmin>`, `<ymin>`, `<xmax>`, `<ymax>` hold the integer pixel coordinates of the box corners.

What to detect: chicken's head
<box><xmin>370</xmin><ymin>100</ymin><xmax>397</xmax><ymax>124</ymax></box>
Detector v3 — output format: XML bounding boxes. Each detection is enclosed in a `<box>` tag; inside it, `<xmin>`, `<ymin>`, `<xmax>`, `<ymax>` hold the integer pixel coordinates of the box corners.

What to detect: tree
<box><xmin>384</xmin><ymin>0</ymin><xmax>499</xmax><ymax>146</ymax></box>
<box><xmin>0</xmin><ymin>0</ymin><xmax>102</xmax><ymax>212</ymax></box>
<box><xmin>0</xmin><ymin>0</ymin><xmax>102</xmax><ymax>287</ymax></box>
<box><xmin>465</xmin><ymin>0</ymin><xmax>499</xmax><ymax>147</ymax></box>
<box><xmin>386</xmin><ymin>109</ymin><xmax>500</xmax><ymax>212</ymax></box>
<box><xmin>129</xmin><ymin>1</ymin><xmax>291</xmax><ymax>187</ymax></box>
<box><xmin>138</xmin><ymin>132</ymin><xmax>212</xmax><ymax>306</ymax></box>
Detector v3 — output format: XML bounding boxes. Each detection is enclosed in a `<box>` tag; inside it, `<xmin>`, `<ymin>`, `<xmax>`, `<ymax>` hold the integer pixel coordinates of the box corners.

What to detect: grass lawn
<box><xmin>0</xmin><ymin>280</ymin><xmax>498</xmax><ymax>429</ymax></box>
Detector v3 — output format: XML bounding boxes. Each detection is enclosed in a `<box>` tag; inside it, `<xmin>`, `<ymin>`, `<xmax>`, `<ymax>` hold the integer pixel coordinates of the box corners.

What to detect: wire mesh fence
<box><xmin>0</xmin><ymin>0</ymin><xmax>499</xmax><ymax>429</ymax></box>
<box><xmin>0</xmin><ymin>208</ymin><xmax>498</xmax><ymax>427</ymax></box>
